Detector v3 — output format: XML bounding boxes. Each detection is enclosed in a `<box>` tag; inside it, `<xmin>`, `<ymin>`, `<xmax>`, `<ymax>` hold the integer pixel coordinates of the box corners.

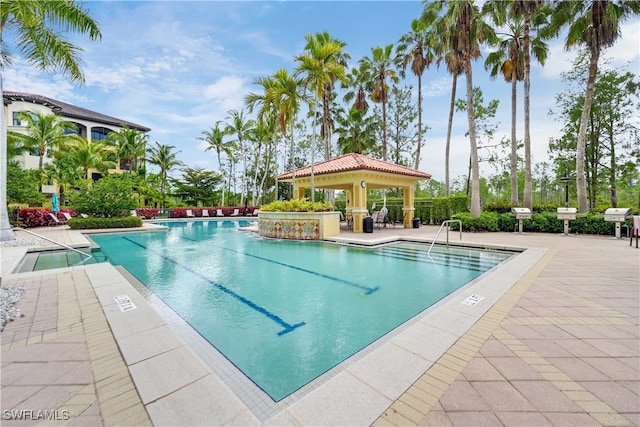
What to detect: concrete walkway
<box><xmin>1</xmin><ymin>224</ymin><xmax>638</xmax><ymax>426</ymax></box>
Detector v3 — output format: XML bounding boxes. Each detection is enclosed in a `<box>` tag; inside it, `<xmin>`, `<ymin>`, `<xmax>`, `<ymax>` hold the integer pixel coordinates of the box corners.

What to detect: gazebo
<box><xmin>278</xmin><ymin>153</ymin><xmax>431</xmax><ymax>232</ymax></box>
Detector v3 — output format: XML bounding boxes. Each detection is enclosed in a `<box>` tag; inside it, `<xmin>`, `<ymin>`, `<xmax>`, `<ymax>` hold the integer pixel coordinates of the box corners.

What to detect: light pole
<box><xmin>559</xmin><ymin>174</ymin><xmax>571</xmax><ymax>208</ymax></box>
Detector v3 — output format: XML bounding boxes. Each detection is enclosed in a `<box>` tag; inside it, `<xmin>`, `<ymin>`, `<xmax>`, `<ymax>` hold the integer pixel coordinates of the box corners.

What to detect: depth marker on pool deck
<box><xmin>180</xmin><ymin>237</ymin><xmax>379</xmax><ymax>295</ymax></box>
<box><xmin>121</xmin><ymin>237</ymin><xmax>305</xmax><ymax>336</ymax></box>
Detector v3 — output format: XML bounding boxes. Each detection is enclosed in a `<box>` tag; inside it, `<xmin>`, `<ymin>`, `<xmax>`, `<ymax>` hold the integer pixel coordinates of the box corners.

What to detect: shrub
<box><xmin>259</xmin><ymin>199</ymin><xmax>333</xmax><ymax>212</ymax></box>
<box><xmin>68</xmin><ymin>216</ymin><xmax>142</xmax><ymax>229</ymax></box>
<box><xmin>70</xmin><ymin>174</ymin><xmax>137</xmax><ymax>217</ymax></box>
<box><xmin>135</xmin><ymin>208</ymin><xmax>159</xmax><ymax>219</ymax></box>
<box><xmin>15</xmin><ymin>208</ymin><xmax>77</xmax><ymax>228</ymax></box>
<box><xmin>452</xmin><ymin>212</ymin><xmax>499</xmax><ymax>232</ymax></box>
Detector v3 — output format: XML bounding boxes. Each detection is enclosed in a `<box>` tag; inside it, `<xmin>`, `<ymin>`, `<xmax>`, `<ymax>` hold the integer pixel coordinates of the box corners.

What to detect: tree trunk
<box><xmin>1</xmin><ymin>79</ymin><xmax>17</xmax><ymax>241</ymax></box>
<box><xmin>510</xmin><ymin>70</ymin><xmax>519</xmax><ymax>205</ymax></box>
<box><xmin>465</xmin><ymin>63</ymin><xmax>481</xmax><ymax>217</ymax></box>
<box><xmin>445</xmin><ymin>75</ymin><xmax>457</xmax><ymax>197</ymax></box>
<box><xmin>382</xmin><ymin>99</ymin><xmax>388</xmax><ymax>162</ymax></box>
<box><xmin>523</xmin><ymin>11</ymin><xmax>533</xmax><ymax>210</ymax></box>
<box><xmin>415</xmin><ymin>73</ymin><xmax>423</xmax><ymax>170</ymax></box>
<box><xmin>576</xmin><ymin>47</ymin><xmax>599</xmax><ymax>213</ymax></box>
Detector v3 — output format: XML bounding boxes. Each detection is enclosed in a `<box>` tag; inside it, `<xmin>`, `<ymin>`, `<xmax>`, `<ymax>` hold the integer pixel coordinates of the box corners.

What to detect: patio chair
<box><xmin>61</xmin><ymin>212</ymin><xmax>73</xmax><ymax>221</ymax></box>
<box><xmin>130</xmin><ymin>209</ymin><xmax>138</xmax><ymax>216</ymax></box>
<box><xmin>230</xmin><ymin>208</ymin><xmax>240</xmax><ymax>217</ymax></box>
<box><xmin>216</xmin><ymin>209</ymin><xmax>224</xmax><ymax>217</ymax></box>
<box><xmin>202</xmin><ymin>209</ymin><xmax>210</xmax><ymax>217</ymax></box>
<box><xmin>250</xmin><ymin>208</ymin><xmax>259</xmax><ymax>216</ymax></box>
<box><xmin>376</xmin><ymin>207</ymin><xmax>388</xmax><ymax>229</ymax></box>
<box><xmin>631</xmin><ymin>215</ymin><xmax>639</xmax><ymax>248</ymax></box>
<box><xmin>186</xmin><ymin>209</ymin><xmax>195</xmax><ymax>218</ymax></box>
<box><xmin>48</xmin><ymin>212</ymin><xmax>68</xmax><ymax>226</ymax></box>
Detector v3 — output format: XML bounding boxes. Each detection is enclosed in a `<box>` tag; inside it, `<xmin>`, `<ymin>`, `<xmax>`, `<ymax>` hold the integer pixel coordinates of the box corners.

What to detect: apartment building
<box><xmin>3</xmin><ymin>91</ymin><xmax>150</xmax><ymax>192</ymax></box>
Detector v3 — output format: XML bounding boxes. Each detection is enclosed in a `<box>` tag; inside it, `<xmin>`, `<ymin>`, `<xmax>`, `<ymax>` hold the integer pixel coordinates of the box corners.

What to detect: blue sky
<box><xmin>4</xmin><ymin>1</ymin><xmax>639</xmax><ymax>184</ymax></box>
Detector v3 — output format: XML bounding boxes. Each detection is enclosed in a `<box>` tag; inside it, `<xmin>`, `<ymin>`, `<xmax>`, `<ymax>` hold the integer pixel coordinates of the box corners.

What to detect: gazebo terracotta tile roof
<box><xmin>278</xmin><ymin>153</ymin><xmax>431</xmax><ymax>180</ymax></box>
<box><xmin>3</xmin><ymin>91</ymin><xmax>151</xmax><ymax>132</ymax></box>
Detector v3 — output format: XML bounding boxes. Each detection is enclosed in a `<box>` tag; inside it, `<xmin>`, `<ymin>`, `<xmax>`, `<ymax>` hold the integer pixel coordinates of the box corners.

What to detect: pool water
<box><xmin>90</xmin><ymin>220</ymin><xmax>512</xmax><ymax>401</ymax></box>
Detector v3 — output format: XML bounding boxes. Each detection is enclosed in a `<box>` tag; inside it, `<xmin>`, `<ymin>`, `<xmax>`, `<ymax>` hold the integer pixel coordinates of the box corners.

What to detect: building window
<box><xmin>12</xmin><ymin>112</ymin><xmax>21</xmax><ymax>126</ymax></box>
<box><xmin>91</xmin><ymin>127</ymin><xmax>111</xmax><ymax>141</ymax></box>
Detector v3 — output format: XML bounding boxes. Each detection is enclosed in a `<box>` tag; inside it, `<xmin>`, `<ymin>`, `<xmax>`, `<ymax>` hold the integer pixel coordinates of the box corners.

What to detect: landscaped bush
<box><xmin>69</xmin><ymin>174</ymin><xmax>137</xmax><ymax>217</ymax></box>
<box><xmin>259</xmin><ymin>199</ymin><xmax>332</xmax><ymax>212</ymax></box>
<box><xmin>135</xmin><ymin>208</ymin><xmax>160</xmax><ymax>219</ymax></box>
<box><xmin>452</xmin><ymin>211</ymin><xmax>500</xmax><ymax>232</ymax></box>
<box><xmin>15</xmin><ymin>208</ymin><xmax>77</xmax><ymax>228</ymax></box>
<box><xmin>68</xmin><ymin>216</ymin><xmax>142</xmax><ymax>229</ymax></box>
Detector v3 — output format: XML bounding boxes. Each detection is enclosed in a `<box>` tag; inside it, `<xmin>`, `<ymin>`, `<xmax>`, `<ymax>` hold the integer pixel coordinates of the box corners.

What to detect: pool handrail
<box><xmin>12</xmin><ymin>227</ymin><xmax>93</xmax><ymax>264</ymax></box>
<box><xmin>427</xmin><ymin>219</ymin><xmax>462</xmax><ymax>256</ymax></box>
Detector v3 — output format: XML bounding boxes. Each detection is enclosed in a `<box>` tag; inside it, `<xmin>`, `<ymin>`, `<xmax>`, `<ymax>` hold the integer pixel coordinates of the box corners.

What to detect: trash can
<box><xmin>412</xmin><ymin>217</ymin><xmax>421</xmax><ymax>229</ymax></box>
<box><xmin>363</xmin><ymin>216</ymin><xmax>374</xmax><ymax>233</ymax></box>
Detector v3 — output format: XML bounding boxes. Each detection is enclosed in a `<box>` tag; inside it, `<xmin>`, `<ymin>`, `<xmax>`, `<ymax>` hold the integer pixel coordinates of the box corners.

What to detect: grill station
<box><xmin>511</xmin><ymin>208</ymin><xmax>532</xmax><ymax>233</ymax></box>
<box><xmin>604</xmin><ymin>208</ymin><xmax>632</xmax><ymax>239</ymax></box>
<box><xmin>557</xmin><ymin>207</ymin><xmax>577</xmax><ymax>236</ymax></box>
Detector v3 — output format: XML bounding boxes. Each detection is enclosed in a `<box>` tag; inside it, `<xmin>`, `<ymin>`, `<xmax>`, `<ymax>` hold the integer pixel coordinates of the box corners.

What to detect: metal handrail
<box><xmin>427</xmin><ymin>219</ymin><xmax>462</xmax><ymax>255</ymax></box>
<box><xmin>12</xmin><ymin>227</ymin><xmax>93</xmax><ymax>264</ymax></box>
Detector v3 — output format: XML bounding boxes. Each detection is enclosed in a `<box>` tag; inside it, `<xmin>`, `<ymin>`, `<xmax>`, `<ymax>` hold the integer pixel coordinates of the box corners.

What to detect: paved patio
<box><xmin>1</xmin><ymin>222</ymin><xmax>638</xmax><ymax>426</ymax></box>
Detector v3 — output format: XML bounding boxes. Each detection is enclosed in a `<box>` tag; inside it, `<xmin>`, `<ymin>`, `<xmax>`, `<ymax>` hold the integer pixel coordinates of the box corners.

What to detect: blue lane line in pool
<box><xmin>121</xmin><ymin>236</ymin><xmax>305</xmax><ymax>336</ymax></box>
<box><xmin>180</xmin><ymin>236</ymin><xmax>379</xmax><ymax>295</ymax></box>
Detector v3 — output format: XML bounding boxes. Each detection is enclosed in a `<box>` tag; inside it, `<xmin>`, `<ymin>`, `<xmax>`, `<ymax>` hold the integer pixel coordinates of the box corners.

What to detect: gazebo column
<box><xmin>294</xmin><ymin>184</ymin><xmax>306</xmax><ymax>200</ymax></box>
<box><xmin>351</xmin><ymin>183</ymin><xmax>368</xmax><ymax>233</ymax></box>
<box><xmin>402</xmin><ymin>185</ymin><xmax>415</xmax><ymax>228</ymax></box>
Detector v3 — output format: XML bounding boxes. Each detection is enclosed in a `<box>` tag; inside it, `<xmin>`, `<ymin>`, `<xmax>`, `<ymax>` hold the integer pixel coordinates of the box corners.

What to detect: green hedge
<box><xmin>68</xmin><ymin>216</ymin><xmax>143</xmax><ymax>230</ymax></box>
<box><xmin>451</xmin><ymin>211</ymin><xmax>621</xmax><ymax>235</ymax></box>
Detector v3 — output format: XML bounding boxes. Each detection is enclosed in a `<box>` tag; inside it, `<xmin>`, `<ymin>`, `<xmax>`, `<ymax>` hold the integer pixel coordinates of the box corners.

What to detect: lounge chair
<box><xmin>250</xmin><ymin>208</ymin><xmax>259</xmax><ymax>216</ymax></box>
<box><xmin>61</xmin><ymin>212</ymin><xmax>73</xmax><ymax>221</ymax></box>
<box><xmin>48</xmin><ymin>212</ymin><xmax>68</xmax><ymax>226</ymax></box>
<box><xmin>202</xmin><ymin>209</ymin><xmax>210</xmax><ymax>217</ymax></box>
<box><xmin>216</xmin><ymin>209</ymin><xmax>224</xmax><ymax>217</ymax></box>
<box><xmin>375</xmin><ymin>208</ymin><xmax>388</xmax><ymax>229</ymax></box>
<box><xmin>186</xmin><ymin>209</ymin><xmax>195</xmax><ymax>218</ymax></box>
<box><xmin>130</xmin><ymin>209</ymin><xmax>138</xmax><ymax>216</ymax></box>
<box><xmin>230</xmin><ymin>208</ymin><xmax>240</xmax><ymax>217</ymax></box>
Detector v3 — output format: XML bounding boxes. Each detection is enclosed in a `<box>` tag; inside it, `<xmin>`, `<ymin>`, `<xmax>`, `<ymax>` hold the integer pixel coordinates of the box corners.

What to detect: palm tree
<box><xmin>8</xmin><ymin>111</ymin><xmax>80</xmax><ymax>170</ymax></box>
<box><xmin>359</xmin><ymin>44</ymin><xmax>399</xmax><ymax>162</ymax></box>
<box><xmin>425</xmin><ymin>0</ymin><xmax>496</xmax><ymax>216</ymax></box>
<box><xmin>247</xmin><ymin>69</ymin><xmax>307</xmax><ymax>192</ymax></box>
<box><xmin>146</xmin><ymin>141</ymin><xmax>182</xmax><ymax>209</ymax></box>
<box><xmin>335</xmin><ymin>107</ymin><xmax>378</xmax><ymax>155</ymax></box>
<box><xmin>1</xmin><ymin>0</ymin><xmax>101</xmax><ymax>241</ymax></box>
<box><xmin>199</xmin><ymin>124</ymin><xmax>234</xmax><ymax>205</ymax></box>
<box><xmin>513</xmin><ymin>0</ymin><xmax>550</xmax><ymax>210</ymax></box>
<box><xmin>343</xmin><ymin>64</ymin><xmax>372</xmax><ymax>114</ymax></box>
<box><xmin>485</xmin><ymin>13</ymin><xmax>526</xmax><ymax>205</ymax></box>
<box><xmin>66</xmin><ymin>138</ymin><xmax>116</xmax><ymax>179</ymax></box>
<box><xmin>548</xmin><ymin>0</ymin><xmax>639</xmax><ymax>212</ymax></box>
<box><xmin>397</xmin><ymin>18</ymin><xmax>434</xmax><ymax>170</ymax></box>
<box><xmin>222</xmin><ymin>109</ymin><xmax>254</xmax><ymax>206</ymax></box>
<box><xmin>42</xmin><ymin>157</ymin><xmax>81</xmax><ymax>206</ymax></box>
<box><xmin>106</xmin><ymin>126</ymin><xmax>147</xmax><ymax>173</ymax></box>
<box><xmin>295</xmin><ymin>31</ymin><xmax>349</xmax><ymax>162</ymax></box>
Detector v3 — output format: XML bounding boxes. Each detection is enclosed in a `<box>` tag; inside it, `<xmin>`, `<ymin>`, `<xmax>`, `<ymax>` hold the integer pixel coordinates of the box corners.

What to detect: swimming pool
<box><xmin>90</xmin><ymin>220</ymin><xmax>512</xmax><ymax>401</ymax></box>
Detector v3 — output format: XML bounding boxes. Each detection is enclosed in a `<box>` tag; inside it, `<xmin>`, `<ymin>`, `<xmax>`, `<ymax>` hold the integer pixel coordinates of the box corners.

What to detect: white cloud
<box><xmin>203</xmin><ymin>75</ymin><xmax>248</xmax><ymax>111</ymax></box>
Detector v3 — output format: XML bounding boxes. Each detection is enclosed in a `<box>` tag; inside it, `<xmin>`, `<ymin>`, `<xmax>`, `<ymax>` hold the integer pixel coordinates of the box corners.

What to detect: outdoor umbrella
<box><xmin>51</xmin><ymin>193</ymin><xmax>60</xmax><ymax>213</ymax></box>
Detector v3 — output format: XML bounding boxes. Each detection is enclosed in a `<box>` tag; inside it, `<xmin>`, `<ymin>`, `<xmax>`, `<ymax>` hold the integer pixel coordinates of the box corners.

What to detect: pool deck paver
<box><xmin>1</xmin><ymin>223</ymin><xmax>639</xmax><ymax>426</ymax></box>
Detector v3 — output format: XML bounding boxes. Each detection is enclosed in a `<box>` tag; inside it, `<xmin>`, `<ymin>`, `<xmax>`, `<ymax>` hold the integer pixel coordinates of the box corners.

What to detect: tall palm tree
<box><xmin>42</xmin><ymin>157</ymin><xmax>81</xmax><ymax>206</ymax></box>
<box><xmin>295</xmin><ymin>31</ymin><xmax>349</xmax><ymax>162</ymax></box>
<box><xmin>1</xmin><ymin>0</ymin><xmax>101</xmax><ymax>241</ymax></box>
<box><xmin>548</xmin><ymin>0</ymin><xmax>639</xmax><ymax>212</ymax></box>
<box><xmin>8</xmin><ymin>111</ymin><xmax>80</xmax><ymax>170</ymax></box>
<box><xmin>146</xmin><ymin>141</ymin><xmax>182</xmax><ymax>209</ymax></box>
<box><xmin>397</xmin><ymin>18</ymin><xmax>434</xmax><ymax>170</ymax></box>
<box><xmin>485</xmin><ymin>13</ymin><xmax>526</xmax><ymax>205</ymax></box>
<box><xmin>426</xmin><ymin>0</ymin><xmax>496</xmax><ymax>216</ymax></box>
<box><xmin>199</xmin><ymin>124</ymin><xmax>234</xmax><ymax>205</ymax></box>
<box><xmin>359</xmin><ymin>44</ymin><xmax>399</xmax><ymax>162</ymax></box>
<box><xmin>513</xmin><ymin>0</ymin><xmax>550</xmax><ymax>210</ymax></box>
<box><xmin>222</xmin><ymin>109</ymin><xmax>254</xmax><ymax>206</ymax></box>
<box><xmin>335</xmin><ymin>107</ymin><xmax>378</xmax><ymax>155</ymax></box>
<box><xmin>106</xmin><ymin>126</ymin><xmax>147</xmax><ymax>173</ymax></box>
